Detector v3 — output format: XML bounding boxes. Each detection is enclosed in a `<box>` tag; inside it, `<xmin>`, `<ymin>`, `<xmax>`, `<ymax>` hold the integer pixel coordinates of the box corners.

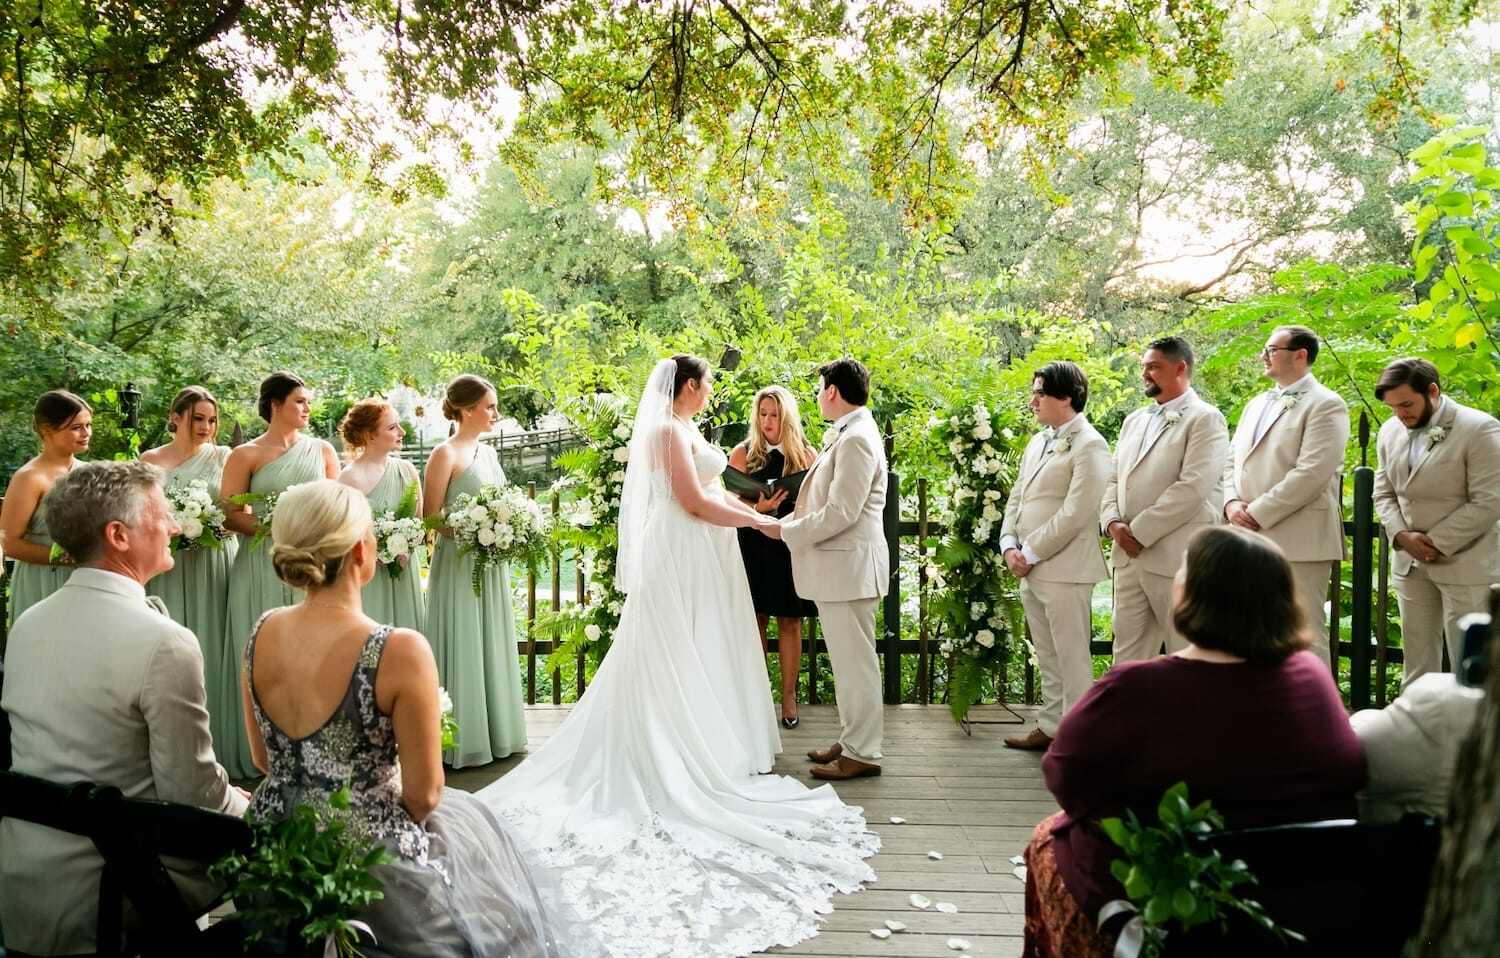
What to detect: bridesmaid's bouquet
<box><xmin>230</xmin><ymin>490</ymin><xmax>281</xmax><ymax>551</ymax></box>
<box><xmin>166</xmin><ymin>480</ymin><xmax>229</xmax><ymax>553</ymax></box>
<box><xmin>373</xmin><ymin>481</ymin><xmax>424</xmax><ymax>579</ymax></box>
<box><xmin>432</xmin><ymin>483</ymin><xmax>550</xmax><ymax>597</ymax></box>
<box><xmin>438</xmin><ymin>686</ymin><xmax>459</xmax><ymax>751</ymax></box>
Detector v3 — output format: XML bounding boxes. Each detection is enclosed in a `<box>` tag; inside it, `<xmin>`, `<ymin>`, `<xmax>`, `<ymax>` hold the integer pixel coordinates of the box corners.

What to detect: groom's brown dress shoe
<box><xmin>810</xmin><ymin>756</ymin><xmax>881</xmax><ymax>781</ymax></box>
<box><xmin>1003</xmin><ymin>728</ymin><xmax>1053</xmax><ymax>752</ymax></box>
<box><xmin>807</xmin><ymin>742</ymin><xmax>842</xmax><ymax>764</ymax></box>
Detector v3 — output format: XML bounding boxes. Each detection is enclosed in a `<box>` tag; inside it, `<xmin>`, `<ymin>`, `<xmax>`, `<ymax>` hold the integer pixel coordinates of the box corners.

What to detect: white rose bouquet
<box><xmin>437</xmin><ymin>483</ymin><xmax>551</xmax><ymax>597</ymax></box>
<box><xmin>438</xmin><ymin>686</ymin><xmax>459</xmax><ymax>751</ymax></box>
<box><xmin>373</xmin><ymin>481</ymin><xmax>424</xmax><ymax>579</ymax></box>
<box><xmin>166</xmin><ymin>480</ymin><xmax>229</xmax><ymax>553</ymax></box>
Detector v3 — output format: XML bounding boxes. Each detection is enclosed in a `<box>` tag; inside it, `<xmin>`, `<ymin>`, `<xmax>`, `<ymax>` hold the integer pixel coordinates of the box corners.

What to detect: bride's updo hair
<box><xmin>443</xmin><ymin>374</ymin><xmax>495</xmax><ymax>421</ymax></box>
<box><xmin>270</xmin><ymin>479</ymin><xmax>372</xmax><ymax>590</ymax></box>
<box><xmin>671</xmin><ymin>355</ymin><xmax>709</xmax><ymax>397</ymax></box>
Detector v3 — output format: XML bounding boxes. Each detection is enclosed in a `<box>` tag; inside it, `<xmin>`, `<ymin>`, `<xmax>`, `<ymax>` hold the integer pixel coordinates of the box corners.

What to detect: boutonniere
<box><xmin>1278</xmin><ymin>392</ymin><xmax>1303</xmax><ymax>411</ymax></box>
<box><xmin>1050</xmin><ymin>436</ymin><xmax>1073</xmax><ymax>455</ymax></box>
<box><xmin>1161</xmin><ymin>411</ymin><xmax>1183</xmax><ymax>429</ymax></box>
<box><xmin>1427</xmin><ymin>426</ymin><xmax>1448</xmax><ymax>446</ymax></box>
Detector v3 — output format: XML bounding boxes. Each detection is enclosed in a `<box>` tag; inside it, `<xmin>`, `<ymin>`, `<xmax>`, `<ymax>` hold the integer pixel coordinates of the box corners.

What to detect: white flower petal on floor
<box><xmin>884</xmin><ymin>919</ymin><xmax>907</xmax><ymax>932</ymax></box>
<box><xmin>928</xmin><ymin>850</ymin><xmax>944</xmax><ymax>860</ymax></box>
<box><xmin>936</xmin><ymin>901</ymin><xmax>959</xmax><ymax>914</ymax></box>
<box><xmin>889</xmin><ymin>816</ymin><xmax>907</xmax><ymax>824</ymax></box>
<box><xmin>1009</xmin><ymin>854</ymin><xmax>1024</xmax><ymax>865</ymax></box>
<box><xmin>909</xmin><ymin>893</ymin><xmax>932</xmax><ymax>910</ymax></box>
<box><xmin>1012</xmin><ymin>865</ymin><xmax>1028</xmax><ymax>882</ymax></box>
<box><xmin>870</xmin><ymin>928</ymin><xmax>892</xmax><ymax>939</ymax></box>
<box><xmin>947</xmin><ymin>938</ymin><xmax>972</xmax><ymax>951</ymax></box>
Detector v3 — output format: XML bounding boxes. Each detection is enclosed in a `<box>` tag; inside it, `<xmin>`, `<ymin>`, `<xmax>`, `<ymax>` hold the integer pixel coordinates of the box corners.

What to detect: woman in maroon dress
<box><xmin>1023</xmin><ymin>526</ymin><xmax>1366</xmax><ymax>957</ymax></box>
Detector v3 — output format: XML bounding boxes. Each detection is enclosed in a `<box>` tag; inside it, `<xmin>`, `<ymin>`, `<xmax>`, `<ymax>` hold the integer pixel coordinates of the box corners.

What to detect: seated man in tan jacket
<box><xmin>0</xmin><ymin>461</ymin><xmax>248</xmax><ymax>956</ymax></box>
<box><xmin>1373</xmin><ymin>357</ymin><xmax>1500</xmax><ymax>687</ymax></box>
<box><xmin>1102</xmin><ymin>336</ymin><xmax>1228</xmax><ymax>661</ymax></box>
<box><xmin>1000</xmin><ymin>361</ymin><xmax>1111</xmax><ymax>751</ymax></box>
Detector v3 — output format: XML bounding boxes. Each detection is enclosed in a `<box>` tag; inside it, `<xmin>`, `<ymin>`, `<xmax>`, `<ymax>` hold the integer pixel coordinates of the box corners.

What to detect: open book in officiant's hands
<box><xmin>722</xmin><ymin>465</ymin><xmax>809</xmax><ymax>505</ymax></box>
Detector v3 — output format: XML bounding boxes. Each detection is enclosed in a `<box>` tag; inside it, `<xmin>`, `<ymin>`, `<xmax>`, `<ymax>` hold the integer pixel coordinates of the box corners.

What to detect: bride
<box><xmin>478</xmin><ymin>355</ymin><xmax>879</xmax><ymax>957</ymax></box>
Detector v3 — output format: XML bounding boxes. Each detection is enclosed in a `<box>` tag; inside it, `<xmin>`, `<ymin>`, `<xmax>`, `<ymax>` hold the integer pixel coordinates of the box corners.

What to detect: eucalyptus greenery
<box><xmin>1100</xmin><ymin>782</ymin><xmax>1305</xmax><ymax>957</ymax></box>
<box><xmin>211</xmin><ymin>786</ymin><xmax>394</xmax><ymax>958</ymax></box>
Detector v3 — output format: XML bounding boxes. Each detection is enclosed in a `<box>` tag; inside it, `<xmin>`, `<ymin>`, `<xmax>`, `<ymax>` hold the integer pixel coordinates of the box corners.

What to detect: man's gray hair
<box><xmin>44</xmin><ymin>460</ymin><xmax>164</xmax><ymax>563</ymax></box>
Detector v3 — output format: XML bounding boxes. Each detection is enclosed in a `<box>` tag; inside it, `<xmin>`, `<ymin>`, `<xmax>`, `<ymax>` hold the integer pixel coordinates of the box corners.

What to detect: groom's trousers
<box><xmin>816</xmin><ymin>597</ymin><xmax>884</xmax><ymax>763</ymax></box>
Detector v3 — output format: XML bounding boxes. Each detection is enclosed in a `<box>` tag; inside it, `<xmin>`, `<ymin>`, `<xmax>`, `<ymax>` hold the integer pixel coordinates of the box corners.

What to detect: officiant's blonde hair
<box><xmin>745</xmin><ymin>386</ymin><xmax>816</xmax><ymax>475</ymax></box>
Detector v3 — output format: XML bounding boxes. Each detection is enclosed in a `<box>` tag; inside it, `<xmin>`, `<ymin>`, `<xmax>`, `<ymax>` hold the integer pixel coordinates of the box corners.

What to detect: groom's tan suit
<box><xmin>783</xmin><ymin>406</ymin><xmax>889</xmax><ymax>763</ymax></box>
<box><xmin>1101</xmin><ymin>389</ymin><xmax>1228</xmax><ymax>660</ymax></box>
<box><xmin>1000</xmin><ymin>415</ymin><xmax>1110</xmax><ymax>737</ymax></box>
<box><xmin>1373</xmin><ymin>397</ymin><xmax>1500</xmax><ymax>687</ymax></box>
<box><xmin>1223</xmin><ymin>374</ymin><xmax>1350</xmax><ymax>659</ymax></box>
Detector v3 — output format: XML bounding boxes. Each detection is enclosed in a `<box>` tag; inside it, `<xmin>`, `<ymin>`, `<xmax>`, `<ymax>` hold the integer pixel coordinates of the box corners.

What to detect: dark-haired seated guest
<box><xmin>0</xmin><ymin>461</ymin><xmax>248</xmax><ymax>957</ymax></box>
<box><xmin>1022</xmin><ymin>527</ymin><xmax>1366</xmax><ymax>958</ymax></box>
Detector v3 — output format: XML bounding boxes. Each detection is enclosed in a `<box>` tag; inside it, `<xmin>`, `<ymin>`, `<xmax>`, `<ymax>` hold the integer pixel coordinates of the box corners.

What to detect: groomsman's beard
<box><xmin>1414</xmin><ymin>396</ymin><xmax>1437</xmax><ymax>429</ymax></box>
<box><xmin>1143</xmin><ymin>380</ymin><xmax>1162</xmax><ymax>398</ymax></box>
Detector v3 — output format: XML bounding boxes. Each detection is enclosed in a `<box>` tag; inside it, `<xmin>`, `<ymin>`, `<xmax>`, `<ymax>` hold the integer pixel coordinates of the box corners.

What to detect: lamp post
<box><xmin>120</xmin><ymin>382</ymin><xmax>141</xmax><ymax>430</ymax></box>
<box><xmin>703</xmin><ymin>345</ymin><xmax>743</xmax><ymax>443</ymax></box>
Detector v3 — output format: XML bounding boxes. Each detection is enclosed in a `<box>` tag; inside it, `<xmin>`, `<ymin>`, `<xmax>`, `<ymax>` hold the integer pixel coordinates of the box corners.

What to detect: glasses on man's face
<box><xmin>1260</xmin><ymin>345</ymin><xmax>1294</xmax><ymax>359</ymax></box>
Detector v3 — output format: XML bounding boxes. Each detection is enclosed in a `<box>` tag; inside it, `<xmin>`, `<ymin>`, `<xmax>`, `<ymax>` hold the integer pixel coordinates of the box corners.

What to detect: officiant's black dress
<box><xmin>735</xmin><ymin>449</ymin><xmax>818</xmax><ymax>619</ymax></box>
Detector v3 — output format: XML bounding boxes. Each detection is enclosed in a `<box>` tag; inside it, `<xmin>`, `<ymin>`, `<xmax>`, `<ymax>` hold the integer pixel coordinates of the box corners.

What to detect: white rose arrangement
<box><xmin>437</xmin><ymin>483</ymin><xmax>551</xmax><ymax>597</ymax></box>
<box><xmin>373</xmin><ymin>481</ymin><xmax>424</xmax><ymax>579</ymax></box>
<box><xmin>438</xmin><ymin>686</ymin><xmax>459</xmax><ymax>751</ymax></box>
<box><xmin>166</xmin><ymin>479</ymin><xmax>228</xmax><ymax>553</ymax></box>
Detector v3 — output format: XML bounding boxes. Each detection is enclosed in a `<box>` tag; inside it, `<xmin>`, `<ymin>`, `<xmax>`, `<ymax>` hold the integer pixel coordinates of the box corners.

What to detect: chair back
<box><xmin>1162</xmin><ymin>817</ymin><xmax>1441</xmax><ymax>955</ymax></box>
<box><xmin>0</xmin><ymin>770</ymin><xmax>252</xmax><ymax>957</ymax></box>
<box><xmin>0</xmin><ymin>657</ymin><xmax>11</xmax><ymax>771</ymax></box>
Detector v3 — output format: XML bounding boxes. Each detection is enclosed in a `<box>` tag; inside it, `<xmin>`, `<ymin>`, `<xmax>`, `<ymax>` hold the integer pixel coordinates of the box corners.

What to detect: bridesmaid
<box><xmin>141</xmin><ymin>386</ymin><xmax>239</xmax><ymax>751</ymax></box>
<box><xmin>219</xmin><ymin>371</ymin><xmax>339</xmax><ymax>778</ymax></box>
<box><xmin>1</xmin><ymin>390</ymin><xmax>91</xmax><ymax>630</ymax></box>
<box><xmin>338</xmin><ymin>398</ymin><xmax>426</xmax><ymax>633</ymax></box>
<box><xmin>422</xmin><ymin>375</ymin><xmax>527</xmax><ymax>768</ymax></box>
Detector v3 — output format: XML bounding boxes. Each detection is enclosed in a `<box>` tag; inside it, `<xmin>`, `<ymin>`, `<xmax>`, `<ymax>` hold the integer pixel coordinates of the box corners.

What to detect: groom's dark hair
<box><xmin>818</xmin><ymin>358</ymin><xmax>869</xmax><ymax>406</ymax></box>
<box><xmin>1033</xmin><ymin>361</ymin><xmax>1089</xmax><ymax>412</ymax></box>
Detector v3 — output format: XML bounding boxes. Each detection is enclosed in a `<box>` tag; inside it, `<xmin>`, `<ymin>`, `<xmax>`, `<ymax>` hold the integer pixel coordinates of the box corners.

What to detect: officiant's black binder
<box><xmin>722</xmin><ymin>465</ymin><xmax>809</xmax><ymax>504</ymax></box>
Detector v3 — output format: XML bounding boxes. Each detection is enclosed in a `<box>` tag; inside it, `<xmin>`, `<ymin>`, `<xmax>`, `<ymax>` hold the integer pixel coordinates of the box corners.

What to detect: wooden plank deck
<box><xmin>448</xmin><ymin>703</ymin><xmax>1055</xmax><ymax>958</ymax></box>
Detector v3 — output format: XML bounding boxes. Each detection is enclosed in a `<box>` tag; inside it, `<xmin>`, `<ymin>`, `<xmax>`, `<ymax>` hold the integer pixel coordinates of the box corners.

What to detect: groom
<box><xmin>772</xmin><ymin>358</ymin><xmax>888</xmax><ymax>781</ymax></box>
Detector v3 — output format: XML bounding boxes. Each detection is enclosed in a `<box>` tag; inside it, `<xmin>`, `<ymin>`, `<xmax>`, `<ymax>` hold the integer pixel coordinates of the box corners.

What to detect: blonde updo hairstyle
<box><xmin>339</xmin><ymin>398</ymin><xmax>393</xmax><ymax>454</ymax></box>
<box><xmin>270</xmin><ymin>480</ymin><xmax>373</xmax><ymax>591</ymax></box>
<box><xmin>443</xmin><ymin>374</ymin><xmax>495</xmax><ymax>421</ymax></box>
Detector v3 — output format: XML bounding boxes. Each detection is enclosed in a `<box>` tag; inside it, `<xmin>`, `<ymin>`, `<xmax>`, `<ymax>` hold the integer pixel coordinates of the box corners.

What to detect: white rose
<box><xmin>612</xmin><ymin>446</ymin><xmax>630</xmax><ymax>463</ymax></box>
<box><xmin>438</xmin><ymin>687</ymin><xmax>454</xmax><ymax>714</ymax></box>
<box><xmin>584</xmin><ymin>624</ymin><xmax>602</xmax><ymax>641</ymax></box>
<box><xmin>466</xmin><ymin>505</ymin><xmax>488</xmax><ymax>523</ymax></box>
<box><xmin>477</xmin><ymin>527</ymin><xmax>497</xmax><ymax>547</ymax></box>
<box><xmin>492</xmin><ymin>504</ymin><xmax>512</xmax><ymax>523</ymax></box>
<box><xmin>983</xmin><ymin>490</ymin><xmax>1001</xmax><ymax>501</ymax></box>
<box><xmin>976</xmin><ymin>629</ymin><xmax>996</xmax><ymax>648</ymax></box>
<box><xmin>387</xmin><ymin>534</ymin><xmax>409</xmax><ymax>557</ymax></box>
<box><xmin>972</xmin><ymin>422</ymin><xmax>993</xmax><ymax>441</ymax></box>
<box><xmin>982</xmin><ymin>504</ymin><xmax>1001</xmax><ymax>521</ymax></box>
<box><xmin>180</xmin><ymin>518</ymin><xmax>204</xmax><ymax>540</ymax></box>
<box><xmin>181</xmin><ymin>499</ymin><xmax>203</xmax><ymax>518</ymax></box>
<box><xmin>614</xmin><ymin>423</ymin><xmax>632</xmax><ymax>439</ymax></box>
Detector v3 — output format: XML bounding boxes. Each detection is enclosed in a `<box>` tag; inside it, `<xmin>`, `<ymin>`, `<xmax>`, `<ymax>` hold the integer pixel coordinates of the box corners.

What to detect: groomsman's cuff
<box><xmin>1000</xmin><ymin>535</ymin><xmax>1019</xmax><ymax>554</ymax></box>
<box><xmin>1020</xmin><ymin>544</ymin><xmax>1041</xmax><ymax>566</ymax></box>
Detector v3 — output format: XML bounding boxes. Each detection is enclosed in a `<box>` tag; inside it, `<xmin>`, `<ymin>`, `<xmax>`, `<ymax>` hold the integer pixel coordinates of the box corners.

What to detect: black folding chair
<box><xmin>1157</xmin><ymin>816</ymin><xmax>1441</xmax><ymax>956</ymax></box>
<box><xmin>0</xmin><ymin>770</ymin><xmax>252</xmax><ymax>957</ymax></box>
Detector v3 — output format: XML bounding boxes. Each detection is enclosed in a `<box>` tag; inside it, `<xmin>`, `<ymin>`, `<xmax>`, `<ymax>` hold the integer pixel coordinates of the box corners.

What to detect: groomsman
<box><xmin>1372</xmin><ymin>358</ymin><xmax>1500</xmax><ymax>688</ymax></box>
<box><xmin>1223</xmin><ymin>325</ymin><xmax>1350</xmax><ymax>662</ymax></box>
<box><xmin>1000</xmin><ymin>361</ymin><xmax>1110</xmax><ymax>751</ymax></box>
<box><xmin>1101</xmin><ymin>337</ymin><xmax>1228</xmax><ymax>661</ymax></box>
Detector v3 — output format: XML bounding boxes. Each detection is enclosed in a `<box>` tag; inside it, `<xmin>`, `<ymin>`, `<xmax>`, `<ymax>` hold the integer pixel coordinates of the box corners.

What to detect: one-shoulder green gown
<box><xmin>425</xmin><ymin>443</ymin><xmax>527</xmax><ymax>768</ymax></box>
<box><xmin>147</xmin><ymin>444</ymin><xmax>239</xmax><ymax>757</ymax></box>
<box><xmin>359</xmin><ymin>458</ymin><xmax>427</xmax><ymax>633</ymax></box>
<box><xmin>7</xmin><ymin>499</ymin><xmax>73</xmax><ymax>629</ymax></box>
<box><xmin>220</xmin><ymin>435</ymin><xmax>327</xmax><ymax>779</ymax></box>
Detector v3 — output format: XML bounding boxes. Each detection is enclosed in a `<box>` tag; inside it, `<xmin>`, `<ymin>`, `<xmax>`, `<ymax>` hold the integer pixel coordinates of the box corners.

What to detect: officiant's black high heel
<box><xmin>781</xmin><ymin>711</ymin><xmax>800</xmax><ymax>730</ymax></box>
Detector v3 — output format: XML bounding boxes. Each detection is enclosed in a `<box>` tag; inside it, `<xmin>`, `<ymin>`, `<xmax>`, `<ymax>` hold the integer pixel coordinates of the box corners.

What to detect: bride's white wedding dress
<box><xmin>477</xmin><ymin>378</ymin><xmax>878</xmax><ymax>957</ymax></box>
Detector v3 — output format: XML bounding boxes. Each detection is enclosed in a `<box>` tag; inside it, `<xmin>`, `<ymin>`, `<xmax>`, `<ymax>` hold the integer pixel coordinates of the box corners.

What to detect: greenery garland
<box><xmin>930</xmin><ymin>399</ymin><xmax>1029</xmax><ymax>724</ymax></box>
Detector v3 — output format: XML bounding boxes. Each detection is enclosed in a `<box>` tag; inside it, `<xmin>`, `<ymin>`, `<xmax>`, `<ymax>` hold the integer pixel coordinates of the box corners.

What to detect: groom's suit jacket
<box><xmin>783</xmin><ymin>406</ymin><xmax>889</xmax><ymax>603</ymax></box>
<box><xmin>0</xmin><ymin>568</ymin><xmax>248</xmax><ymax>956</ymax></box>
<box><xmin>1373</xmin><ymin>398</ymin><xmax>1500</xmax><ymax>584</ymax></box>
<box><xmin>1100</xmin><ymin>390</ymin><xmax>1229</xmax><ymax>578</ymax></box>
<box><xmin>1223</xmin><ymin>376</ymin><xmax>1350</xmax><ymax>562</ymax></box>
<box><xmin>1000</xmin><ymin>417</ymin><xmax>1111</xmax><ymax>584</ymax></box>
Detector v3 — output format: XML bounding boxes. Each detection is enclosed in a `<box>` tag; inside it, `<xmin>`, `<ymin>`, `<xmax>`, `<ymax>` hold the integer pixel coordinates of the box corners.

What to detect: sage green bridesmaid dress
<box><xmin>220</xmin><ymin>435</ymin><xmax>327</xmax><ymax>779</ymax></box>
<box><xmin>147</xmin><ymin>444</ymin><xmax>239</xmax><ymax>758</ymax></box>
<box><xmin>425</xmin><ymin>443</ymin><xmax>527</xmax><ymax>768</ymax></box>
<box><xmin>7</xmin><ymin>500</ymin><xmax>73</xmax><ymax>628</ymax></box>
<box><xmin>359</xmin><ymin>457</ymin><xmax>427</xmax><ymax>634</ymax></box>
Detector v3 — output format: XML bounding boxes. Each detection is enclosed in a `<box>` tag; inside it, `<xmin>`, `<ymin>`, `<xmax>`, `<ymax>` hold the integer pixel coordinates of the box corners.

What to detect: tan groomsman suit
<box><xmin>1351</xmin><ymin>673</ymin><xmax>1482</xmax><ymax>822</ymax></box>
<box><xmin>0</xmin><ymin>568</ymin><xmax>248</xmax><ymax>956</ymax></box>
<box><xmin>1373</xmin><ymin>397</ymin><xmax>1500</xmax><ymax>686</ymax></box>
<box><xmin>1224</xmin><ymin>374</ymin><xmax>1350</xmax><ymax>660</ymax></box>
<box><xmin>784</xmin><ymin>405</ymin><xmax>889</xmax><ymax>763</ymax></box>
<box><xmin>1101</xmin><ymin>389</ymin><xmax>1229</xmax><ymax>661</ymax></box>
<box><xmin>1000</xmin><ymin>415</ymin><xmax>1110</xmax><ymax>737</ymax></box>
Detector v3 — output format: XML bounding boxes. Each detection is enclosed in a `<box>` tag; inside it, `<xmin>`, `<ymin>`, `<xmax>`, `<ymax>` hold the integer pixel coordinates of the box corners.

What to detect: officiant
<box><xmin>728</xmin><ymin>385</ymin><xmax>819</xmax><ymax>729</ymax></box>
